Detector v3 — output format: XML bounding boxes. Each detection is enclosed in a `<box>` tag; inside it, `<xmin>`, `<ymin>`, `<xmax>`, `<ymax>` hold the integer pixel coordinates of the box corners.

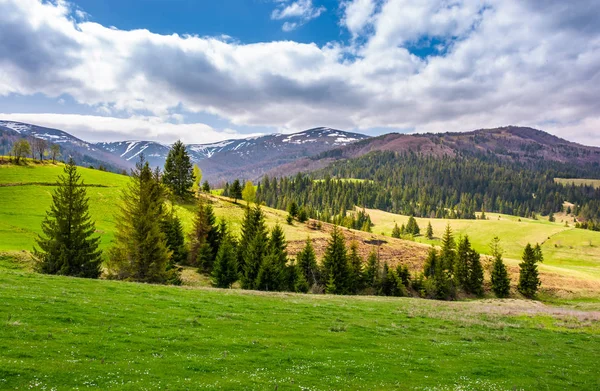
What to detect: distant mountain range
<box><xmin>266</xmin><ymin>126</ymin><xmax>600</xmax><ymax>178</ymax></box>
<box><xmin>0</xmin><ymin>121</ymin><xmax>368</xmax><ymax>183</ymax></box>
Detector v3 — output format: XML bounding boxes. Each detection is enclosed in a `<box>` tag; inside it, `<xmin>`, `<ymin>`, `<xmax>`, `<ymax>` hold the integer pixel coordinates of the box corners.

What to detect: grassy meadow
<box><xmin>2</xmin><ymin>162</ymin><xmax>600</xmax><ymax>297</ymax></box>
<box><xmin>1</xmin><ymin>162</ymin><xmax>600</xmax><ymax>389</ymax></box>
<box><xmin>1</xmin><ymin>263</ymin><xmax>599</xmax><ymax>390</ymax></box>
<box><xmin>367</xmin><ymin>208</ymin><xmax>600</xmax><ymax>281</ymax></box>
<box><xmin>555</xmin><ymin>178</ymin><xmax>600</xmax><ymax>189</ymax></box>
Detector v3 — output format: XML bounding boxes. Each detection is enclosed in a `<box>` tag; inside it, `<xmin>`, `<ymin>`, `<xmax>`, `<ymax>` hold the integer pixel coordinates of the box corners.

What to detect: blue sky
<box><xmin>1</xmin><ymin>0</ymin><xmax>599</xmax><ymax>145</ymax></box>
<box><xmin>71</xmin><ymin>0</ymin><xmax>347</xmax><ymax>46</ymax></box>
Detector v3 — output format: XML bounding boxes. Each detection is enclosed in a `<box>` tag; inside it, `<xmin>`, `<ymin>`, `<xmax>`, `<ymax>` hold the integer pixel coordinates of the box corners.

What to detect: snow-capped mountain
<box><xmin>1</xmin><ymin>120</ymin><xmax>368</xmax><ymax>181</ymax></box>
<box><xmin>0</xmin><ymin>121</ymin><xmax>132</xmax><ymax>171</ymax></box>
<box><xmin>94</xmin><ymin>127</ymin><xmax>369</xmax><ymax>182</ymax></box>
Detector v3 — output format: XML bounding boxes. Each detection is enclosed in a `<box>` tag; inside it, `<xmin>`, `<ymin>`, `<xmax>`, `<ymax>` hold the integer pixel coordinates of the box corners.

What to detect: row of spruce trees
<box><xmin>34</xmin><ymin>146</ymin><xmax>543</xmax><ymax>299</ymax></box>
<box><xmin>412</xmin><ymin>225</ymin><xmax>542</xmax><ymax>299</ymax></box>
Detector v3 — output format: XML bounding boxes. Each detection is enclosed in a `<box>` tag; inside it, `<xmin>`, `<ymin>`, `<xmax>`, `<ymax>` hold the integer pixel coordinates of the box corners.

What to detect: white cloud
<box><xmin>1</xmin><ymin>0</ymin><xmax>600</xmax><ymax>145</ymax></box>
<box><xmin>341</xmin><ymin>0</ymin><xmax>377</xmax><ymax>37</ymax></box>
<box><xmin>271</xmin><ymin>0</ymin><xmax>326</xmax><ymax>31</ymax></box>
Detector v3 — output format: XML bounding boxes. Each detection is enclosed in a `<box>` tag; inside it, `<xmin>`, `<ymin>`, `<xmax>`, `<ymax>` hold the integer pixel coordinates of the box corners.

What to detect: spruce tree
<box><xmin>454</xmin><ymin>236</ymin><xmax>471</xmax><ymax>289</ymax></box>
<box><xmin>391</xmin><ymin>223</ymin><xmax>401</xmax><ymax>238</ymax></box>
<box><xmin>237</xmin><ymin>206</ymin><xmax>256</xmax><ymax>273</ymax></box>
<box><xmin>490</xmin><ymin>236</ymin><xmax>510</xmax><ymax>298</ymax></box>
<box><xmin>518</xmin><ymin>243</ymin><xmax>542</xmax><ymax>298</ymax></box>
<box><xmin>322</xmin><ymin>226</ymin><xmax>349</xmax><ymax>295</ymax></box>
<box><xmin>230</xmin><ymin>179</ymin><xmax>243</xmax><ymax>203</ymax></box>
<box><xmin>347</xmin><ymin>241</ymin><xmax>364</xmax><ymax>294</ymax></box>
<box><xmin>162</xmin><ymin>140</ymin><xmax>194</xmax><ymax>198</ymax></box>
<box><xmin>160</xmin><ymin>207</ymin><xmax>188</xmax><ymax>266</ymax></box>
<box><xmin>34</xmin><ymin>159</ymin><xmax>102</xmax><ymax>278</ymax></box>
<box><xmin>202</xmin><ymin>180</ymin><xmax>211</xmax><ymax>193</ymax></box>
<box><xmin>423</xmin><ymin>246</ymin><xmax>438</xmax><ymax>278</ymax></box>
<box><xmin>440</xmin><ymin>223</ymin><xmax>456</xmax><ymax>271</ymax></box>
<box><xmin>364</xmin><ymin>250</ymin><xmax>380</xmax><ymax>290</ymax></box>
<box><xmin>288</xmin><ymin>201</ymin><xmax>299</xmax><ymax>218</ymax></box>
<box><xmin>188</xmin><ymin>197</ymin><xmax>216</xmax><ymax>270</ymax></box>
<box><xmin>426</xmin><ymin>222</ymin><xmax>434</xmax><ymax>239</ymax></box>
<box><xmin>467</xmin><ymin>247</ymin><xmax>484</xmax><ymax>296</ymax></box>
<box><xmin>241</xmin><ymin>206</ymin><xmax>268</xmax><ymax>289</ymax></box>
<box><xmin>257</xmin><ymin>224</ymin><xmax>288</xmax><ymax>291</ymax></box>
<box><xmin>296</xmin><ymin>237</ymin><xmax>319</xmax><ymax>286</ymax></box>
<box><xmin>108</xmin><ymin>157</ymin><xmax>174</xmax><ymax>283</ymax></box>
<box><xmin>291</xmin><ymin>261</ymin><xmax>310</xmax><ymax>293</ymax></box>
<box><xmin>211</xmin><ymin>228</ymin><xmax>238</xmax><ymax>288</ymax></box>
<box><xmin>406</xmin><ymin>216</ymin><xmax>420</xmax><ymax>235</ymax></box>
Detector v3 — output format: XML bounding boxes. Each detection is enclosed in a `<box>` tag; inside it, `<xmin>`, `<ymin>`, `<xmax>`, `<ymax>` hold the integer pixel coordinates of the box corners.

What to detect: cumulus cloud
<box><xmin>271</xmin><ymin>0</ymin><xmax>326</xmax><ymax>31</ymax></box>
<box><xmin>0</xmin><ymin>0</ymin><xmax>599</xmax><ymax>145</ymax></box>
<box><xmin>341</xmin><ymin>0</ymin><xmax>377</xmax><ymax>37</ymax></box>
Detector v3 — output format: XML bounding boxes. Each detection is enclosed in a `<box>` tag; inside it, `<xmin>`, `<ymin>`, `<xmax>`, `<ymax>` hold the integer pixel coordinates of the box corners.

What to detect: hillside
<box><xmin>2</xmin><ymin>163</ymin><xmax>600</xmax><ymax>299</ymax></box>
<box><xmin>0</xmin><ymin>121</ymin><xmax>131</xmax><ymax>171</ymax></box>
<box><xmin>267</xmin><ymin>126</ymin><xmax>600</xmax><ymax>178</ymax></box>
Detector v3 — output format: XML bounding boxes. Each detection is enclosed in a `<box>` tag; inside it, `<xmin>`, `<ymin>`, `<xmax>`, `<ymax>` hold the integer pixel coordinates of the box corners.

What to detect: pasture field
<box><xmin>366</xmin><ymin>208</ymin><xmax>600</xmax><ymax>281</ymax></box>
<box><xmin>0</xmin><ymin>163</ymin><xmax>329</xmax><ymax>253</ymax></box>
<box><xmin>2</xmin><ymin>163</ymin><xmax>600</xmax><ymax>298</ymax></box>
<box><xmin>555</xmin><ymin>178</ymin><xmax>600</xmax><ymax>189</ymax></box>
<box><xmin>1</xmin><ymin>262</ymin><xmax>599</xmax><ymax>390</ymax></box>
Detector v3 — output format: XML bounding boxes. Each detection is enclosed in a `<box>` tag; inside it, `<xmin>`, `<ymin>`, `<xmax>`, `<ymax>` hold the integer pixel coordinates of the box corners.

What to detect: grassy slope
<box><xmin>555</xmin><ymin>178</ymin><xmax>600</xmax><ymax>189</ymax></box>
<box><xmin>2</xmin><ymin>163</ymin><xmax>600</xmax><ymax>296</ymax></box>
<box><xmin>0</xmin><ymin>164</ymin><xmax>129</xmax><ymax>251</ymax></box>
<box><xmin>0</xmin><ymin>164</ymin><xmax>329</xmax><ymax>253</ymax></box>
<box><xmin>367</xmin><ymin>208</ymin><xmax>600</xmax><ymax>279</ymax></box>
<box><xmin>1</xmin><ymin>265</ymin><xmax>599</xmax><ymax>390</ymax></box>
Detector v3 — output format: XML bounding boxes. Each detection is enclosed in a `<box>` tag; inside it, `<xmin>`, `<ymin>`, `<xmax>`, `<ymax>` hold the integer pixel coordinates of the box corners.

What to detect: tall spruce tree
<box><xmin>163</xmin><ymin>140</ymin><xmax>194</xmax><ymax>198</ymax></box>
<box><xmin>322</xmin><ymin>226</ymin><xmax>349</xmax><ymax>294</ymax></box>
<box><xmin>108</xmin><ymin>157</ymin><xmax>174</xmax><ymax>283</ymax></box>
<box><xmin>241</xmin><ymin>206</ymin><xmax>268</xmax><ymax>289</ymax></box>
<box><xmin>347</xmin><ymin>241</ymin><xmax>364</xmax><ymax>294</ymax></box>
<box><xmin>296</xmin><ymin>237</ymin><xmax>319</xmax><ymax>286</ymax></box>
<box><xmin>188</xmin><ymin>197</ymin><xmax>216</xmax><ymax>270</ymax></box>
<box><xmin>490</xmin><ymin>236</ymin><xmax>510</xmax><ymax>298</ymax></box>
<box><xmin>518</xmin><ymin>243</ymin><xmax>542</xmax><ymax>298</ymax></box>
<box><xmin>34</xmin><ymin>158</ymin><xmax>102</xmax><ymax>278</ymax></box>
<box><xmin>454</xmin><ymin>235</ymin><xmax>483</xmax><ymax>295</ymax></box>
<box><xmin>230</xmin><ymin>179</ymin><xmax>243</xmax><ymax>203</ymax></box>
<box><xmin>440</xmin><ymin>223</ymin><xmax>456</xmax><ymax>271</ymax></box>
<box><xmin>160</xmin><ymin>206</ymin><xmax>188</xmax><ymax>266</ymax></box>
<box><xmin>256</xmin><ymin>224</ymin><xmax>288</xmax><ymax>291</ymax></box>
<box><xmin>211</xmin><ymin>226</ymin><xmax>238</xmax><ymax>288</ymax></box>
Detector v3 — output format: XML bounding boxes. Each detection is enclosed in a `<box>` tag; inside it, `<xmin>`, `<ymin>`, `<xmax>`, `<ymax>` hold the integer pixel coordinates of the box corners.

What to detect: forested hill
<box><xmin>265</xmin><ymin>126</ymin><xmax>600</xmax><ymax>179</ymax></box>
<box><xmin>256</xmin><ymin>151</ymin><xmax>600</xmax><ymax>228</ymax></box>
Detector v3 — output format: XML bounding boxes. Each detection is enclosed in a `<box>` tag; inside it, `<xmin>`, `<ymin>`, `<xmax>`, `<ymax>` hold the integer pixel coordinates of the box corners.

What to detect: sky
<box><xmin>0</xmin><ymin>0</ymin><xmax>599</xmax><ymax>145</ymax></box>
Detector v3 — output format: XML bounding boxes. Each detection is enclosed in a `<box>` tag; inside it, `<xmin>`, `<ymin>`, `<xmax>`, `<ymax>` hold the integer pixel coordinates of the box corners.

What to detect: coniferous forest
<box><xmin>255</xmin><ymin>151</ymin><xmax>600</xmax><ymax>226</ymax></box>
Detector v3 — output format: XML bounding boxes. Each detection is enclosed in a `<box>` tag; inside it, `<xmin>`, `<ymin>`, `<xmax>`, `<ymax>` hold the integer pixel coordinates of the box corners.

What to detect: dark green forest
<box><xmin>256</xmin><ymin>151</ymin><xmax>600</xmax><ymax>225</ymax></box>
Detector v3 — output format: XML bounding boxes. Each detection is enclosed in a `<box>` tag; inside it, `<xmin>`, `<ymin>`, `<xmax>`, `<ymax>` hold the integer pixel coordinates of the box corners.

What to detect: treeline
<box><xmin>255</xmin><ymin>151</ymin><xmax>600</xmax><ymax>223</ymax></box>
<box><xmin>413</xmin><ymin>226</ymin><xmax>542</xmax><ymax>300</ymax></box>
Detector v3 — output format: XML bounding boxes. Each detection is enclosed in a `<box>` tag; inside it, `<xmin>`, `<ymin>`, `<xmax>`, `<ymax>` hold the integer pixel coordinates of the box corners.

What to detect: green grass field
<box><xmin>2</xmin><ymin>163</ymin><xmax>600</xmax><ymax>389</ymax></box>
<box><xmin>367</xmin><ymin>208</ymin><xmax>600</xmax><ymax>280</ymax></box>
<box><xmin>555</xmin><ymin>178</ymin><xmax>600</xmax><ymax>189</ymax></box>
<box><xmin>0</xmin><ymin>163</ymin><xmax>327</xmax><ymax>253</ymax></box>
<box><xmin>1</xmin><ymin>264</ymin><xmax>599</xmax><ymax>390</ymax></box>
